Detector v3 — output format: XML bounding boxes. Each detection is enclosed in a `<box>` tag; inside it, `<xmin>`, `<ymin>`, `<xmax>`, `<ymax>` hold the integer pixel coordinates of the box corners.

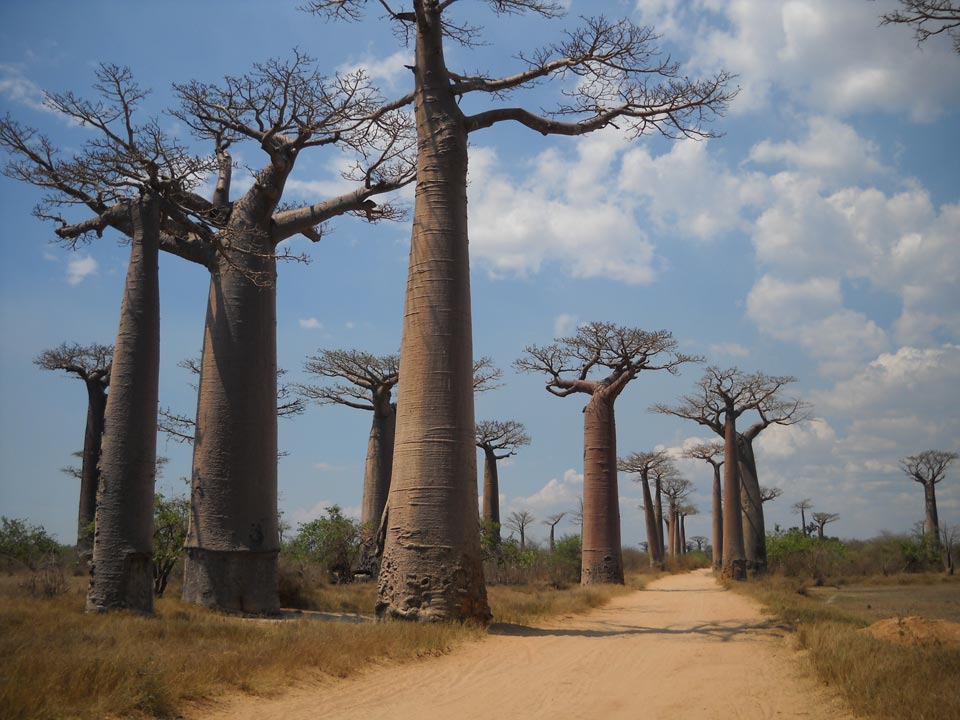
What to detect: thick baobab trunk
<box><xmin>640</xmin><ymin>474</ymin><xmax>663</xmax><ymax>569</ymax></box>
<box><xmin>721</xmin><ymin>410</ymin><xmax>746</xmax><ymax>580</ymax></box>
<box><xmin>711</xmin><ymin>464</ymin><xmax>723</xmax><ymax>571</ymax></box>
<box><xmin>923</xmin><ymin>482</ymin><xmax>941</xmax><ymax>549</ymax></box>
<box><xmin>738</xmin><ymin>436</ymin><xmax>767</xmax><ymax>575</ymax></box>
<box><xmin>580</xmin><ymin>392</ymin><xmax>624</xmax><ymax>584</ymax></box>
<box><xmin>482</xmin><ymin>446</ymin><xmax>501</xmax><ymax>537</ymax></box>
<box><xmin>377</xmin><ymin>14</ymin><xmax>489</xmax><ymax>622</ymax></box>
<box><xmin>86</xmin><ymin>197</ymin><xmax>160</xmax><ymax>614</ymax></box>
<box><xmin>77</xmin><ymin>380</ymin><xmax>107</xmax><ymax>564</ymax></box>
<box><xmin>667</xmin><ymin>502</ymin><xmax>678</xmax><ymax>557</ymax></box>
<box><xmin>183</xmin><ymin>208</ymin><xmax>280</xmax><ymax>614</ymax></box>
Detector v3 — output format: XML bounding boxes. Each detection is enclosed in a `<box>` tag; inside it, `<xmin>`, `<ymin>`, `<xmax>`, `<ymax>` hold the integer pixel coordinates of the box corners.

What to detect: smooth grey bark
<box><xmin>581</xmin><ymin>391</ymin><xmax>623</xmax><ymax>584</ymax></box>
<box><xmin>737</xmin><ymin>435</ymin><xmax>766</xmax><ymax>574</ymax></box>
<box><xmin>78</xmin><ymin>380</ymin><xmax>108</xmax><ymax>563</ymax></box>
<box><xmin>482</xmin><ymin>446</ymin><xmax>501</xmax><ymax>534</ymax></box>
<box><xmin>86</xmin><ymin>196</ymin><xmax>161</xmax><ymax>614</ymax></box>
<box><xmin>639</xmin><ymin>473</ymin><xmax>663</xmax><ymax>569</ymax></box>
<box><xmin>654</xmin><ymin>477</ymin><xmax>665</xmax><ymax>559</ymax></box>
<box><xmin>712</xmin><ymin>464</ymin><xmax>723</xmax><ymax>570</ymax></box>
<box><xmin>721</xmin><ymin>408</ymin><xmax>746</xmax><ymax>580</ymax></box>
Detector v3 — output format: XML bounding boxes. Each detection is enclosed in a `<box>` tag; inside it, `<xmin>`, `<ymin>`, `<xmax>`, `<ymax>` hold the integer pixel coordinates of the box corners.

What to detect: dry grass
<box><xmin>733</xmin><ymin>575</ymin><xmax>960</xmax><ymax>720</ymax></box>
<box><xmin>0</xmin><ymin>569</ymin><xmax>649</xmax><ymax>719</ymax></box>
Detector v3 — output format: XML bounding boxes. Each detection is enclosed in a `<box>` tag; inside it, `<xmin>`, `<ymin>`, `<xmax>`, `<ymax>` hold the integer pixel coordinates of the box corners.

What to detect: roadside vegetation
<box><xmin>733</xmin><ymin>527</ymin><xmax>960</xmax><ymax>720</ymax></box>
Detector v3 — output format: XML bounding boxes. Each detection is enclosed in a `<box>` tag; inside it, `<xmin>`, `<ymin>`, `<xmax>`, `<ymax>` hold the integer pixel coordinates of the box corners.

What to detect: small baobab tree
<box><xmin>619</xmin><ymin>450</ymin><xmax>671</xmax><ymax>569</ymax></box>
<box><xmin>690</xmin><ymin>535</ymin><xmax>708</xmax><ymax>552</ymax></box>
<box><xmin>307</xmin><ymin>0</ymin><xmax>734</xmax><ymax>622</ymax></box>
<box><xmin>1</xmin><ymin>65</ymin><xmax>213</xmax><ymax>613</ymax></box>
<box><xmin>518</xmin><ymin>323</ymin><xmax>698</xmax><ymax>584</ymax></box>
<box><xmin>684</xmin><ymin>442</ymin><xmax>724</xmax><ymax>571</ymax></box>
<box><xmin>506</xmin><ymin>510</ymin><xmax>536</xmax><ymax>552</ymax></box>
<box><xmin>900</xmin><ymin>450</ymin><xmax>957</xmax><ymax>552</ymax></box>
<box><xmin>34</xmin><ymin>342</ymin><xmax>112</xmax><ymax>564</ymax></box>
<box><xmin>760</xmin><ymin>487</ymin><xmax>783</xmax><ymax>504</ymax></box>
<box><xmin>662</xmin><ymin>473</ymin><xmax>693</xmax><ymax>558</ymax></box>
<box><xmin>476</xmin><ymin>419</ymin><xmax>531</xmax><ymax>541</ymax></box>
<box><xmin>812</xmin><ymin>512</ymin><xmax>839</xmax><ymax>540</ymax></box>
<box><xmin>296</xmin><ymin>349</ymin><xmax>400</xmax><ymax>566</ymax></box>
<box><xmin>543</xmin><ymin>513</ymin><xmax>566</xmax><ymax>552</ymax></box>
<box><xmin>655</xmin><ymin>368</ymin><xmax>808</xmax><ymax>578</ymax></box>
<box><xmin>678</xmin><ymin>503</ymin><xmax>697</xmax><ymax>556</ymax></box>
<box><xmin>792</xmin><ymin>498</ymin><xmax>813</xmax><ymax>537</ymax></box>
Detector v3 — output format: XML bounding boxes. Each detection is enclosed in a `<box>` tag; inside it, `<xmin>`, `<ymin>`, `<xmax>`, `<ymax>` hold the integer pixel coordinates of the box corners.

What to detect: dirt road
<box><xmin>194</xmin><ymin>569</ymin><xmax>853</xmax><ymax>720</ymax></box>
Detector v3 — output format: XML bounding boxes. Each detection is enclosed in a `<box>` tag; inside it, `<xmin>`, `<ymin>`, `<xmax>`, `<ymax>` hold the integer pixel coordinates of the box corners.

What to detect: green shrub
<box><xmin>0</xmin><ymin>517</ymin><xmax>62</xmax><ymax>572</ymax></box>
<box><xmin>288</xmin><ymin>505</ymin><xmax>360</xmax><ymax>583</ymax></box>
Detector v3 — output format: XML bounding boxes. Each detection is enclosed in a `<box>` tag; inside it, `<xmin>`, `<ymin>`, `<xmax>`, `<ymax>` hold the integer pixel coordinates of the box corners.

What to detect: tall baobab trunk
<box><xmin>580</xmin><ymin>391</ymin><xmax>624</xmax><ymax>584</ymax></box>
<box><xmin>738</xmin><ymin>436</ymin><xmax>767</xmax><ymax>574</ymax></box>
<box><xmin>482</xmin><ymin>446</ymin><xmax>501</xmax><ymax>538</ymax></box>
<box><xmin>711</xmin><ymin>464</ymin><xmax>723</xmax><ymax>571</ymax></box>
<box><xmin>667</xmin><ymin>502</ymin><xmax>678</xmax><ymax>557</ymax></box>
<box><xmin>183</xmin><ymin>195</ymin><xmax>281</xmax><ymax>614</ymax></box>
<box><xmin>86</xmin><ymin>196</ymin><xmax>160</xmax><ymax>614</ymax></box>
<box><xmin>377</xmin><ymin>14</ymin><xmax>489</xmax><ymax>622</ymax></box>
<box><xmin>357</xmin><ymin>399</ymin><xmax>396</xmax><ymax>574</ymax></box>
<box><xmin>923</xmin><ymin>481</ymin><xmax>941</xmax><ymax>548</ymax></box>
<box><xmin>78</xmin><ymin>379</ymin><xmax>107</xmax><ymax>564</ymax></box>
<box><xmin>654</xmin><ymin>478</ymin><xmax>665</xmax><ymax>560</ymax></box>
<box><xmin>680</xmin><ymin>513</ymin><xmax>687</xmax><ymax>555</ymax></box>
<box><xmin>640</xmin><ymin>473</ymin><xmax>664</xmax><ymax>569</ymax></box>
<box><xmin>799</xmin><ymin>504</ymin><xmax>808</xmax><ymax>536</ymax></box>
<box><xmin>721</xmin><ymin>409</ymin><xmax>746</xmax><ymax>580</ymax></box>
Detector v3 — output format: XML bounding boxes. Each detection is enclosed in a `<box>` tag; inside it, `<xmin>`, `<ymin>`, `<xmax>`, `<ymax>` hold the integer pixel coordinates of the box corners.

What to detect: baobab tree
<box><xmin>900</xmin><ymin>450</ymin><xmax>957</xmax><ymax>551</ymax></box>
<box><xmin>519</xmin><ymin>324</ymin><xmax>698</xmax><ymax>584</ymax></box>
<box><xmin>308</xmin><ymin>0</ymin><xmax>734</xmax><ymax>621</ymax></box>
<box><xmin>476</xmin><ymin>420</ymin><xmax>531</xmax><ymax>541</ymax></box>
<box><xmin>811</xmin><ymin>512</ymin><xmax>839</xmax><ymax>540</ymax></box>
<box><xmin>618</xmin><ymin>450</ymin><xmax>671</xmax><ymax>569</ymax></box>
<box><xmin>792</xmin><ymin>498</ymin><xmax>813</xmax><ymax>537</ymax></box>
<box><xmin>879</xmin><ymin>1</ymin><xmax>960</xmax><ymax>51</ymax></box>
<box><xmin>1</xmin><ymin>65</ymin><xmax>214</xmax><ymax>613</ymax></box>
<box><xmin>543</xmin><ymin>513</ymin><xmax>566</xmax><ymax>552</ymax></box>
<box><xmin>678</xmin><ymin>504</ymin><xmax>697</xmax><ymax>557</ymax></box>
<box><xmin>506</xmin><ymin>510</ymin><xmax>536</xmax><ymax>552</ymax></box>
<box><xmin>684</xmin><ymin>442</ymin><xmax>724</xmax><ymax>570</ymax></box>
<box><xmin>34</xmin><ymin>342</ymin><xmax>112</xmax><ymax>564</ymax></box>
<box><xmin>760</xmin><ymin>487</ymin><xmax>783</xmax><ymax>504</ymax></box>
<box><xmin>296</xmin><ymin>349</ymin><xmax>400</xmax><ymax>561</ymax></box>
<box><xmin>655</xmin><ymin>368</ymin><xmax>808</xmax><ymax>578</ymax></box>
<box><xmin>690</xmin><ymin>536</ymin><xmax>708</xmax><ymax>552</ymax></box>
<box><xmin>662</xmin><ymin>473</ymin><xmax>693</xmax><ymax>558</ymax></box>
<box><xmin>169</xmin><ymin>54</ymin><xmax>415</xmax><ymax>613</ymax></box>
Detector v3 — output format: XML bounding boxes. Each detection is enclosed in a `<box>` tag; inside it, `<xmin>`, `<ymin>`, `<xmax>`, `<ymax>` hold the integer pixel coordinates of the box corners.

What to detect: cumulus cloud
<box><xmin>708</xmin><ymin>342</ymin><xmax>749</xmax><ymax>358</ymax></box>
<box><xmin>512</xmin><ymin>468</ymin><xmax>583</xmax><ymax>510</ymax></box>
<box><xmin>66</xmin><ymin>255</ymin><xmax>98</xmax><ymax>285</ymax></box>
<box><xmin>553</xmin><ymin>313</ymin><xmax>579</xmax><ymax>338</ymax></box>
<box><xmin>299</xmin><ymin>317</ymin><xmax>323</xmax><ymax>330</ymax></box>
<box><xmin>338</xmin><ymin>49</ymin><xmax>412</xmax><ymax>92</ymax></box>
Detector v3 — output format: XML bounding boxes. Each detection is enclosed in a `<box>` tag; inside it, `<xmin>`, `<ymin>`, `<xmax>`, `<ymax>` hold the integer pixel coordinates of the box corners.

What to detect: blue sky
<box><xmin>1</xmin><ymin>0</ymin><xmax>958</xmax><ymax>549</ymax></box>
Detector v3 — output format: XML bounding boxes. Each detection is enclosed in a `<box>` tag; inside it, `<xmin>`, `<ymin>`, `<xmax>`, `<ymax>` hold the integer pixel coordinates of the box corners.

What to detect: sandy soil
<box><xmin>191</xmin><ymin>569</ymin><xmax>854</xmax><ymax>720</ymax></box>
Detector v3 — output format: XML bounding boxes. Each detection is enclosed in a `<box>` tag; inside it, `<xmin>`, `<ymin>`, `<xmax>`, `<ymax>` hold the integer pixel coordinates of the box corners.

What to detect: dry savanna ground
<box><xmin>1</xmin><ymin>569</ymin><xmax>958</xmax><ymax>720</ymax></box>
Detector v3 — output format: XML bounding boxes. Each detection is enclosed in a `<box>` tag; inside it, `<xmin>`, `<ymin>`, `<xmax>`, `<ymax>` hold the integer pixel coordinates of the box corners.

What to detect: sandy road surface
<box><xmin>193</xmin><ymin>569</ymin><xmax>853</xmax><ymax>720</ymax></box>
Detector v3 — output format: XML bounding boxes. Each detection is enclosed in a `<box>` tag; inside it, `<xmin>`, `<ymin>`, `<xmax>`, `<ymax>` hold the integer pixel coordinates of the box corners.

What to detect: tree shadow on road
<box><xmin>489</xmin><ymin>619</ymin><xmax>787</xmax><ymax>641</ymax></box>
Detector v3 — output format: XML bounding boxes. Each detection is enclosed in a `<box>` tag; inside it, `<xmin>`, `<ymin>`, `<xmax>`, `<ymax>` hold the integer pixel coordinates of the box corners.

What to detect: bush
<box><xmin>767</xmin><ymin>528</ymin><xmax>847</xmax><ymax>581</ymax></box>
<box><xmin>0</xmin><ymin>517</ymin><xmax>62</xmax><ymax>572</ymax></box>
<box><xmin>288</xmin><ymin>505</ymin><xmax>360</xmax><ymax>583</ymax></box>
<box><xmin>152</xmin><ymin>492</ymin><xmax>189</xmax><ymax>597</ymax></box>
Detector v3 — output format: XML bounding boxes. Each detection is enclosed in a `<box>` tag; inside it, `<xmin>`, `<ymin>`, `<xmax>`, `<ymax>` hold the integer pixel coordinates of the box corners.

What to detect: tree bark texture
<box><xmin>667</xmin><ymin>503</ymin><xmax>677</xmax><ymax>557</ymax></box>
<box><xmin>183</xmin><ymin>197</ymin><xmax>280</xmax><ymax>614</ymax></box>
<box><xmin>86</xmin><ymin>196</ymin><xmax>160</xmax><ymax>614</ymax></box>
<box><xmin>737</xmin><ymin>436</ymin><xmax>767</xmax><ymax>575</ymax></box>
<box><xmin>580</xmin><ymin>392</ymin><xmax>624</xmax><ymax>584</ymax></box>
<box><xmin>377</xmin><ymin>11</ymin><xmax>490</xmax><ymax>622</ymax></box>
<box><xmin>362</xmin><ymin>403</ymin><xmax>396</xmax><ymax>531</ymax></box>
<box><xmin>721</xmin><ymin>411</ymin><xmax>746</xmax><ymax>580</ymax></box>
<box><xmin>680</xmin><ymin>515</ymin><xmax>687</xmax><ymax>556</ymax></box>
<box><xmin>640</xmin><ymin>474</ymin><xmax>664</xmax><ymax>569</ymax></box>
<box><xmin>923</xmin><ymin>481</ymin><xmax>941</xmax><ymax>549</ymax></box>
<box><xmin>712</xmin><ymin>465</ymin><xmax>723</xmax><ymax>571</ymax></box>
<box><xmin>482</xmin><ymin>447</ymin><xmax>501</xmax><ymax>534</ymax></box>
<box><xmin>78</xmin><ymin>380</ymin><xmax>107</xmax><ymax>564</ymax></box>
<box><xmin>654</xmin><ymin>479</ymin><xmax>665</xmax><ymax>560</ymax></box>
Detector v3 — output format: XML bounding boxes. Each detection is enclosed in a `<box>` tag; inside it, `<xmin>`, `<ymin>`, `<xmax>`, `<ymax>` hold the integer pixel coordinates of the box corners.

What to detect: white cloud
<box><xmin>66</xmin><ymin>255</ymin><xmax>98</xmax><ymax>285</ymax></box>
<box><xmin>553</xmin><ymin>313</ymin><xmax>578</xmax><ymax>338</ymax></box>
<box><xmin>0</xmin><ymin>64</ymin><xmax>50</xmax><ymax>112</ymax></box>
<box><xmin>338</xmin><ymin>49</ymin><xmax>412</xmax><ymax>91</ymax></box>
<box><xmin>512</xmin><ymin>468</ymin><xmax>583</xmax><ymax>510</ymax></box>
<box><xmin>299</xmin><ymin>317</ymin><xmax>323</xmax><ymax>330</ymax></box>
<box><xmin>291</xmin><ymin>500</ymin><xmax>362</xmax><ymax>525</ymax></box>
<box><xmin>756</xmin><ymin>418</ymin><xmax>838</xmax><ymax>460</ymax></box>
<box><xmin>708</xmin><ymin>342</ymin><xmax>749</xmax><ymax>358</ymax></box>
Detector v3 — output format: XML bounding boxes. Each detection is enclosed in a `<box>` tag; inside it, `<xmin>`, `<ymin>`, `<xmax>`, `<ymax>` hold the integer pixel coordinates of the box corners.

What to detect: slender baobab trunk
<box><xmin>680</xmin><ymin>513</ymin><xmax>687</xmax><ymax>555</ymax></box>
<box><xmin>640</xmin><ymin>473</ymin><xmax>663</xmax><ymax>569</ymax></box>
<box><xmin>357</xmin><ymin>400</ymin><xmax>396</xmax><ymax>574</ymax></box>
<box><xmin>667</xmin><ymin>502</ymin><xmax>678</xmax><ymax>557</ymax></box>
<box><xmin>580</xmin><ymin>391</ymin><xmax>624</xmax><ymax>584</ymax></box>
<box><xmin>721</xmin><ymin>409</ymin><xmax>746</xmax><ymax>580</ymax></box>
<box><xmin>800</xmin><ymin>505</ymin><xmax>808</xmax><ymax>536</ymax></box>
<box><xmin>78</xmin><ymin>380</ymin><xmax>107</xmax><ymax>564</ymax></box>
<box><xmin>377</xmin><ymin>14</ymin><xmax>489</xmax><ymax>621</ymax></box>
<box><xmin>712</xmin><ymin>464</ymin><xmax>723</xmax><ymax>571</ymax></box>
<box><xmin>923</xmin><ymin>482</ymin><xmax>941</xmax><ymax>549</ymax></box>
<box><xmin>738</xmin><ymin>436</ymin><xmax>767</xmax><ymax>574</ymax></box>
<box><xmin>548</xmin><ymin>525</ymin><xmax>556</xmax><ymax>552</ymax></box>
<box><xmin>482</xmin><ymin>446</ymin><xmax>501</xmax><ymax>538</ymax></box>
<box><xmin>86</xmin><ymin>196</ymin><xmax>160</xmax><ymax>614</ymax></box>
<box><xmin>183</xmin><ymin>192</ymin><xmax>281</xmax><ymax>614</ymax></box>
<box><xmin>654</xmin><ymin>478</ymin><xmax>665</xmax><ymax>560</ymax></box>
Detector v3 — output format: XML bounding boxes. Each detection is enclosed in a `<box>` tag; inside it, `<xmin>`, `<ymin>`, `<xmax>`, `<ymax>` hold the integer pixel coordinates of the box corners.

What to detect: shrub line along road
<box><xmin>192</xmin><ymin>569</ymin><xmax>853</xmax><ymax>720</ymax></box>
